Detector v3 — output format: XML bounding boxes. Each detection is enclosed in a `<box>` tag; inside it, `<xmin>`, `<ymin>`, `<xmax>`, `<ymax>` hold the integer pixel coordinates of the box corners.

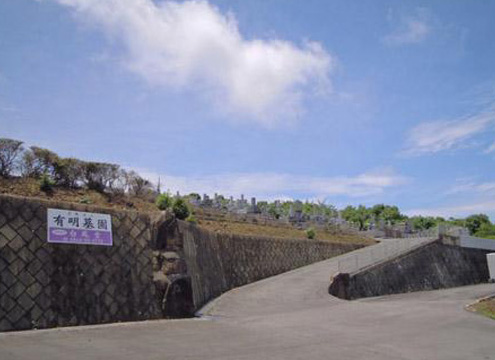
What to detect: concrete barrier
<box><xmin>329</xmin><ymin>241</ymin><xmax>490</xmax><ymax>300</ymax></box>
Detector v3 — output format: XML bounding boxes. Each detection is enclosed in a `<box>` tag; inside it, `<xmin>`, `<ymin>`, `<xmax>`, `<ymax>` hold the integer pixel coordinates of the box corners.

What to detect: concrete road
<box><xmin>1</xmin><ymin>239</ymin><xmax>494</xmax><ymax>360</ymax></box>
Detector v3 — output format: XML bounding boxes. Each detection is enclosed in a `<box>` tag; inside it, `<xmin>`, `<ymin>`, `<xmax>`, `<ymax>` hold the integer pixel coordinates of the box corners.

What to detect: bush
<box><xmin>155</xmin><ymin>193</ymin><xmax>173</xmax><ymax>210</ymax></box>
<box><xmin>186</xmin><ymin>214</ymin><xmax>197</xmax><ymax>224</ymax></box>
<box><xmin>172</xmin><ymin>198</ymin><xmax>190</xmax><ymax>220</ymax></box>
<box><xmin>39</xmin><ymin>173</ymin><xmax>55</xmax><ymax>193</ymax></box>
<box><xmin>306</xmin><ymin>227</ymin><xmax>316</xmax><ymax>239</ymax></box>
<box><xmin>79</xmin><ymin>196</ymin><xmax>92</xmax><ymax>204</ymax></box>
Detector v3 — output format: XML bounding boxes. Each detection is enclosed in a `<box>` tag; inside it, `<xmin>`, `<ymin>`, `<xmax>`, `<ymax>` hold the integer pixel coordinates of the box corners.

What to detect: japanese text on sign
<box><xmin>47</xmin><ymin>208</ymin><xmax>113</xmax><ymax>246</ymax></box>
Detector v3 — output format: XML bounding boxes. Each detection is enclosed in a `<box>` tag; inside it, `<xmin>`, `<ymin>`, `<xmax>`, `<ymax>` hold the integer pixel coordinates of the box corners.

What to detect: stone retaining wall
<box><xmin>0</xmin><ymin>194</ymin><xmax>364</xmax><ymax>331</ymax></box>
<box><xmin>177</xmin><ymin>221</ymin><xmax>364</xmax><ymax>310</ymax></box>
<box><xmin>329</xmin><ymin>241</ymin><xmax>490</xmax><ymax>300</ymax></box>
<box><xmin>0</xmin><ymin>194</ymin><xmax>161</xmax><ymax>332</ymax></box>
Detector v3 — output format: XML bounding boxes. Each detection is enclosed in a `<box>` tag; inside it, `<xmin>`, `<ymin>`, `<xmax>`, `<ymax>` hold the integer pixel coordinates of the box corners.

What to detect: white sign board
<box><xmin>488</xmin><ymin>253</ymin><xmax>495</xmax><ymax>282</ymax></box>
<box><xmin>47</xmin><ymin>208</ymin><xmax>113</xmax><ymax>246</ymax></box>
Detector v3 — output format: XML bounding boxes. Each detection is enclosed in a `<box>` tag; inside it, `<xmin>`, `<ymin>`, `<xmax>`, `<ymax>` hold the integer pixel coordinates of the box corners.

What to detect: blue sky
<box><xmin>1</xmin><ymin>0</ymin><xmax>495</xmax><ymax>218</ymax></box>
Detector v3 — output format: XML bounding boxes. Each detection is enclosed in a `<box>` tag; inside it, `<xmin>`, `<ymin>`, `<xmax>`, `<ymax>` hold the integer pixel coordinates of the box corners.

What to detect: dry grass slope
<box><xmin>197</xmin><ymin>219</ymin><xmax>375</xmax><ymax>245</ymax></box>
<box><xmin>1</xmin><ymin>177</ymin><xmax>374</xmax><ymax>245</ymax></box>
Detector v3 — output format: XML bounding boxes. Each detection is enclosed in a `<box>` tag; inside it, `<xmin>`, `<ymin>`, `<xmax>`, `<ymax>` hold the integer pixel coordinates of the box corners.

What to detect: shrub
<box><xmin>186</xmin><ymin>214</ymin><xmax>197</xmax><ymax>224</ymax></box>
<box><xmin>306</xmin><ymin>227</ymin><xmax>316</xmax><ymax>239</ymax></box>
<box><xmin>172</xmin><ymin>198</ymin><xmax>190</xmax><ymax>220</ymax></box>
<box><xmin>155</xmin><ymin>193</ymin><xmax>173</xmax><ymax>210</ymax></box>
<box><xmin>79</xmin><ymin>196</ymin><xmax>92</xmax><ymax>204</ymax></box>
<box><xmin>39</xmin><ymin>173</ymin><xmax>55</xmax><ymax>193</ymax></box>
<box><xmin>0</xmin><ymin>138</ymin><xmax>24</xmax><ymax>177</ymax></box>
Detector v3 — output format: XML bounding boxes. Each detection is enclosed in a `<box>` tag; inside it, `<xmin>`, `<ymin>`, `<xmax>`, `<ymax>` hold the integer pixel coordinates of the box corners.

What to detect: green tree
<box><xmin>342</xmin><ymin>205</ymin><xmax>370</xmax><ymax>231</ymax></box>
<box><xmin>411</xmin><ymin>216</ymin><xmax>436</xmax><ymax>230</ymax></box>
<box><xmin>475</xmin><ymin>222</ymin><xmax>495</xmax><ymax>239</ymax></box>
<box><xmin>302</xmin><ymin>202</ymin><xmax>314</xmax><ymax>215</ymax></box>
<box><xmin>381</xmin><ymin>205</ymin><xmax>404</xmax><ymax>225</ymax></box>
<box><xmin>465</xmin><ymin>214</ymin><xmax>491</xmax><ymax>235</ymax></box>
<box><xmin>268</xmin><ymin>203</ymin><xmax>281</xmax><ymax>219</ymax></box>
<box><xmin>370</xmin><ymin>204</ymin><xmax>404</xmax><ymax>225</ymax></box>
<box><xmin>370</xmin><ymin>204</ymin><xmax>386</xmax><ymax>219</ymax></box>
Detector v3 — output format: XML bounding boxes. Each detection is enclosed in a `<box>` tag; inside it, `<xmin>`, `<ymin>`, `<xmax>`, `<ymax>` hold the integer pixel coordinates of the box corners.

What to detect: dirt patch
<box><xmin>466</xmin><ymin>296</ymin><xmax>495</xmax><ymax>320</ymax></box>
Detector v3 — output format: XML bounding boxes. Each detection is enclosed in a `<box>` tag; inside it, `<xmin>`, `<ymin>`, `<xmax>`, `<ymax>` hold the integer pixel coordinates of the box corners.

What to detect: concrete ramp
<box><xmin>200</xmin><ymin>237</ymin><xmax>437</xmax><ymax>318</ymax></box>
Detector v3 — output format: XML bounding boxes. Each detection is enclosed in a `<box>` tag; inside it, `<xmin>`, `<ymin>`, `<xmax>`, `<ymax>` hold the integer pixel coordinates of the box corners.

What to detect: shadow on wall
<box><xmin>151</xmin><ymin>216</ymin><xmax>195</xmax><ymax>318</ymax></box>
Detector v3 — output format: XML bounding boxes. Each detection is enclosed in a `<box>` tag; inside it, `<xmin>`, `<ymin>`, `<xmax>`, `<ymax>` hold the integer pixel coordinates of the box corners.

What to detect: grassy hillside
<box><xmin>0</xmin><ymin>177</ymin><xmax>373</xmax><ymax>245</ymax></box>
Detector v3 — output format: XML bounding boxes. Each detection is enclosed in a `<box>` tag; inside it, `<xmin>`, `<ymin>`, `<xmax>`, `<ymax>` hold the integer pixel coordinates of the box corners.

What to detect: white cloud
<box><xmin>405</xmin><ymin>201</ymin><xmax>495</xmax><ymax>219</ymax></box>
<box><xmin>383</xmin><ymin>8</ymin><xmax>431</xmax><ymax>46</ymax></box>
<box><xmin>135</xmin><ymin>168</ymin><xmax>408</xmax><ymax>200</ymax></box>
<box><xmin>48</xmin><ymin>0</ymin><xmax>333</xmax><ymax>126</ymax></box>
<box><xmin>403</xmin><ymin>110</ymin><xmax>495</xmax><ymax>156</ymax></box>
<box><xmin>446</xmin><ymin>180</ymin><xmax>495</xmax><ymax>196</ymax></box>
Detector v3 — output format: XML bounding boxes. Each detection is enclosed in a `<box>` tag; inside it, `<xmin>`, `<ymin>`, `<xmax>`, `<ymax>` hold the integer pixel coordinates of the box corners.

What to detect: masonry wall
<box><xmin>329</xmin><ymin>241</ymin><xmax>490</xmax><ymax>300</ymax></box>
<box><xmin>177</xmin><ymin>221</ymin><xmax>364</xmax><ymax>310</ymax></box>
<box><xmin>0</xmin><ymin>194</ymin><xmax>161</xmax><ymax>332</ymax></box>
<box><xmin>0</xmin><ymin>194</ymin><xmax>366</xmax><ymax>332</ymax></box>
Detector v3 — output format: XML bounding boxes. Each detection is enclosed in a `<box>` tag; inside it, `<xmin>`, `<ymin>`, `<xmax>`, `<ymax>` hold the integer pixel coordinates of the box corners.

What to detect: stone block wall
<box><xmin>177</xmin><ymin>221</ymin><xmax>363</xmax><ymax>311</ymax></box>
<box><xmin>0</xmin><ymin>194</ymin><xmax>365</xmax><ymax>331</ymax></box>
<box><xmin>0</xmin><ymin>194</ymin><xmax>161</xmax><ymax>332</ymax></box>
<box><xmin>329</xmin><ymin>241</ymin><xmax>490</xmax><ymax>300</ymax></box>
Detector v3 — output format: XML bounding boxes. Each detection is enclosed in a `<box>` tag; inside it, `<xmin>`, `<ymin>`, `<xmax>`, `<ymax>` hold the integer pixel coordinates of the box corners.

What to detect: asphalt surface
<box><xmin>1</xmin><ymin>238</ymin><xmax>494</xmax><ymax>360</ymax></box>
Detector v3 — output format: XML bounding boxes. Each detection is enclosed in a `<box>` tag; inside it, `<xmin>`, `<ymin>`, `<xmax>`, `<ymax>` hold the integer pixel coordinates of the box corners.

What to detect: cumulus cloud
<box><xmin>403</xmin><ymin>110</ymin><xmax>495</xmax><ymax>156</ymax></box>
<box><xmin>382</xmin><ymin>8</ymin><xmax>431</xmax><ymax>46</ymax></box>
<box><xmin>135</xmin><ymin>168</ymin><xmax>408</xmax><ymax>200</ymax></box>
<box><xmin>48</xmin><ymin>0</ymin><xmax>333</xmax><ymax>126</ymax></box>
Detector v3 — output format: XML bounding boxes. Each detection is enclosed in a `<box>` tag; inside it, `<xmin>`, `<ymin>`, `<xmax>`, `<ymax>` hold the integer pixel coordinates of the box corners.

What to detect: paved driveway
<box><xmin>1</xmin><ymin>239</ymin><xmax>494</xmax><ymax>360</ymax></box>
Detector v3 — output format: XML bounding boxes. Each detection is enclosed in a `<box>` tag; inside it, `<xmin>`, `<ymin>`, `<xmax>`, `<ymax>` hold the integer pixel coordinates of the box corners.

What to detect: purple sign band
<box><xmin>48</xmin><ymin>227</ymin><xmax>112</xmax><ymax>246</ymax></box>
